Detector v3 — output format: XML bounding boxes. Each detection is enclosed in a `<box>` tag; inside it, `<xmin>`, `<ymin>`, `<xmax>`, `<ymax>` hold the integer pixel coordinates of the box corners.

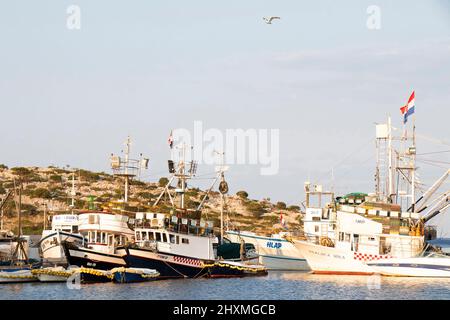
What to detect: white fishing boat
<box><xmin>294</xmin><ymin>203</ymin><xmax>424</xmax><ymax>275</ymax></box>
<box><xmin>225</xmin><ymin>231</ymin><xmax>307</xmax><ymax>270</ymax></box>
<box><xmin>294</xmin><ymin>112</ymin><xmax>449</xmax><ymax>276</ymax></box>
<box><xmin>38</xmin><ymin>214</ymin><xmax>84</xmax><ymax>264</ymax></box>
<box><xmin>368</xmin><ymin>252</ymin><xmax>450</xmax><ymax>278</ymax></box>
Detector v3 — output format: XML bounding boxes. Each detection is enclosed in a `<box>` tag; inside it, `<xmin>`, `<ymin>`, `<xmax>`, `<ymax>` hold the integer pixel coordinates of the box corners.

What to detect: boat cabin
<box><xmin>78</xmin><ymin>212</ymin><xmax>134</xmax><ymax>254</ymax></box>
<box><xmin>49</xmin><ymin>214</ymin><xmax>79</xmax><ymax>234</ymax></box>
<box><xmin>133</xmin><ymin>212</ymin><xmax>218</xmax><ymax>260</ymax></box>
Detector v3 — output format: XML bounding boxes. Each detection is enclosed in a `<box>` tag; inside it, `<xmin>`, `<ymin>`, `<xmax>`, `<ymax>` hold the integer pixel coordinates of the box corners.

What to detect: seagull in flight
<box><xmin>263</xmin><ymin>16</ymin><xmax>281</xmax><ymax>24</ymax></box>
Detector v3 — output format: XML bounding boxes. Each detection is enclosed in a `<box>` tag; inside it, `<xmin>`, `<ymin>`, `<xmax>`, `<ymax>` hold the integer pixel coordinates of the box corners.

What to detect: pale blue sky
<box><xmin>0</xmin><ymin>1</ymin><xmax>449</xmax><ymax>233</ymax></box>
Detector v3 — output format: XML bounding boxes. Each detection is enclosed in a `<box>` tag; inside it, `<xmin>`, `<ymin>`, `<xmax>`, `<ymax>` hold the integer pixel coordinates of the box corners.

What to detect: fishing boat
<box><xmin>63</xmin><ymin>138</ymin><xmax>148</xmax><ymax>271</ymax></box>
<box><xmin>294</xmin><ymin>114</ymin><xmax>449</xmax><ymax>275</ymax></box>
<box><xmin>62</xmin><ymin>211</ymin><xmax>134</xmax><ymax>270</ymax></box>
<box><xmin>38</xmin><ymin>172</ymin><xmax>85</xmax><ymax>264</ymax></box>
<box><xmin>111</xmin><ymin>267</ymin><xmax>160</xmax><ymax>283</ymax></box>
<box><xmin>225</xmin><ymin>185</ymin><xmax>338</xmax><ymax>271</ymax></box>
<box><xmin>225</xmin><ymin>231</ymin><xmax>308</xmax><ymax>271</ymax></box>
<box><xmin>38</xmin><ymin>214</ymin><xmax>84</xmax><ymax>264</ymax></box>
<box><xmin>123</xmin><ymin>143</ymin><xmax>267</xmax><ymax>278</ymax></box>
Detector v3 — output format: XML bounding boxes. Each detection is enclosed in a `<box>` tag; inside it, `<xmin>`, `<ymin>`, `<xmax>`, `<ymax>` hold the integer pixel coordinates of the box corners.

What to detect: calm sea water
<box><xmin>1</xmin><ymin>272</ymin><xmax>450</xmax><ymax>300</ymax></box>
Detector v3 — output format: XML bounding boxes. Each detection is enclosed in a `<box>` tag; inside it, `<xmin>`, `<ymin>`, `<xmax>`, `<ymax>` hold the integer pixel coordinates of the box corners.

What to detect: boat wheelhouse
<box><xmin>124</xmin><ymin>210</ymin><xmax>219</xmax><ymax>279</ymax></box>
<box><xmin>63</xmin><ymin>211</ymin><xmax>134</xmax><ymax>270</ymax></box>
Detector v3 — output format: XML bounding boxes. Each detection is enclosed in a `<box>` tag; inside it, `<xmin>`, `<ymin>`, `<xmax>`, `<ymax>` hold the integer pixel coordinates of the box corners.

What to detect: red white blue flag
<box><xmin>280</xmin><ymin>213</ymin><xmax>287</xmax><ymax>228</ymax></box>
<box><xmin>168</xmin><ymin>130</ymin><xmax>174</xmax><ymax>149</ymax></box>
<box><xmin>400</xmin><ymin>91</ymin><xmax>415</xmax><ymax>124</ymax></box>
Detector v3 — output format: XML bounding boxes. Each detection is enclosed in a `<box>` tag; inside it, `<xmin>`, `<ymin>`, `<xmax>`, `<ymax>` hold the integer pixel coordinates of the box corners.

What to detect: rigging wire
<box><xmin>416</xmin><ymin>150</ymin><xmax>450</xmax><ymax>156</ymax></box>
<box><xmin>315</xmin><ymin>136</ymin><xmax>374</xmax><ymax>185</ymax></box>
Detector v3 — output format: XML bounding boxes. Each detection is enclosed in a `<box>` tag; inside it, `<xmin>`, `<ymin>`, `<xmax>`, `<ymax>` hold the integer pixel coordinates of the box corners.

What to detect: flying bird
<box><xmin>263</xmin><ymin>16</ymin><xmax>281</xmax><ymax>24</ymax></box>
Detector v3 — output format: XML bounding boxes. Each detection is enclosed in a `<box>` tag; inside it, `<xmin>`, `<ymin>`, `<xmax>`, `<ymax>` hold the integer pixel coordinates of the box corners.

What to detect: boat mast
<box><xmin>110</xmin><ymin>136</ymin><xmax>149</xmax><ymax>204</ymax></box>
<box><xmin>70</xmin><ymin>170</ymin><xmax>76</xmax><ymax>211</ymax></box>
<box><xmin>124</xmin><ymin>136</ymin><xmax>131</xmax><ymax>203</ymax></box>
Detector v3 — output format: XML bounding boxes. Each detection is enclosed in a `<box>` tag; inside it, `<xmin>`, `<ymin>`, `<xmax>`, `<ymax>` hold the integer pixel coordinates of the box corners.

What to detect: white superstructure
<box><xmin>79</xmin><ymin>212</ymin><xmax>134</xmax><ymax>254</ymax></box>
<box><xmin>39</xmin><ymin>214</ymin><xmax>83</xmax><ymax>263</ymax></box>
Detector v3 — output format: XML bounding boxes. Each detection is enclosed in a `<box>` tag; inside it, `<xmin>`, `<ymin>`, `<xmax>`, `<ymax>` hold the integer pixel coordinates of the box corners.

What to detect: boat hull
<box><xmin>62</xmin><ymin>242</ymin><xmax>126</xmax><ymax>271</ymax></box>
<box><xmin>111</xmin><ymin>268</ymin><xmax>160</xmax><ymax>283</ymax></box>
<box><xmin>39</xmin><ymin>232</ymin><xmax>84</xmax><ymax>263</ymax></box>
<box><xmin>226</xmin><ymin>231</ymin><xmax>309</xmax><ymax>271</ymax></box>
<box><xmin>293</xmin><ymin>240</ymin><xmax>378</xmax><ymax>275</ymax></box>
<box><xmin>124</xmin><ymin>247</ymin><xmax>209</xmax><ymax>279</ymax></box>
<box><xmin>368</xmin><ymin>257</ymin><xmax>450</xmax><ymax>278</ymax></box>
<box><xmin>208</xmin><ymin>261</ymin><xmax>268</xmax><ymax>278</ymax></box>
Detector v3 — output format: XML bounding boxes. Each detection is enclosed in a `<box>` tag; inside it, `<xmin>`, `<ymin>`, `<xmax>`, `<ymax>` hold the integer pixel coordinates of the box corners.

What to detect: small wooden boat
<box><xmin>111</xmin><ymin>267</ymin><xmax>160</xmax><ymax>283</ymax></box>
<box><xmin>206</xmin><ymin>260</ymin><xmax>268</xmax><ymax>278</ymax></box>
<box><xmin>72</xmin><ymin>267</ymin><xmax>113</xmax><ymax>284</ymax></box>
<box><xmin>32</xmin><ymin>266</ymin><xmax>75</xmax><ymax>282</ymax></box>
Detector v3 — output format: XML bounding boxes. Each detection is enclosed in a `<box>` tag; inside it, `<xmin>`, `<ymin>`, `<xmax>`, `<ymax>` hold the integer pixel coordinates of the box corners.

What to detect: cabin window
<box><xmin>176</xmin><ymin>236</ymin><xmax>180</xmax><ymax>244</ymax></box>
<box><xmin>149</xmin><ymin>232</ymin><xmax>155</xmax><ymax>240</ymax></box>
<box><xmin>73</xmin><ymin>226</ymin><xmax>78</xmax><ymax>233</ymax></box>
<box><xmin>339</xmin><ymin>232</ymin><xmax>344</xmax><ymax>241</ymax></box>
<box><xmin>170</xmin><ymin>234</ymin><xmax>176</xmax><ymax>244</ymax></box>
<box><xmin>312</xmin><ymin>217</ymin><xmax>321</xmax><ymax>221</ymax></box>
<box><xmin>142</xmin><ymin>232</ymin><xmax>148</xmax><ymax>241</ymax></box>
<box><xmin>182</xmin><ymin>238</ymin><xmax>189</xmax><ymax>244</ymax></box>
<box><xmin>314</xmin><ymin>226</ymin><xmax>319</xmax><ymax>233</ymax></box>
<box><xmin>155</xmin><ymin>233</ymin><xmax>161</xmax><ymax>242</ymax></box>
<box><xmin>345</xmin><ymin>233</ymin><xmax>351</xmax><ymax>242</ymax></box>
<box><xmin>136</xmin><ymin>232</ymin><xmax>141</xmax><ymax>241</ymax></box>
<box><xmin>163</xmin><ymin>233</ymin><xmax>168</xmax><ymax>243</ymax></box>
<box><xmin>369</xmin><ymin>237</ymin><xmax>376</xmax><ymax>241</ymax></box>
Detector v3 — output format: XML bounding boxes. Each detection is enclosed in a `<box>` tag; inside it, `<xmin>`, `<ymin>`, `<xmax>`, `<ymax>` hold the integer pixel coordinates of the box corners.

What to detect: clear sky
<box><xmin>0</xmin><ymin>1</ymin><xmax>449</xmax><ymax>233</ymax></box>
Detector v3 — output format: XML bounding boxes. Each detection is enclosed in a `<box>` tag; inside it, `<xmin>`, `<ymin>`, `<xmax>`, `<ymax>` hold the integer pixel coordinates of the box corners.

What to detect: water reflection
<box><xmin>1</xmin><ymin>272</ymin><xmax>449</xmax><ymax>300</ymax></box>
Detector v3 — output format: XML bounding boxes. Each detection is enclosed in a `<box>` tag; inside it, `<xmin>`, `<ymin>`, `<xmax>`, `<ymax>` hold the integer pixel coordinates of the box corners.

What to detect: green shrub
<box><xmin>49</xmin><ymin>174</ymin><xmax>62</xmax><ymax>182</ymax></box>
<box><xmin>132</xmin><ymin>180</ymin><xmax>147</xmax><ymax>187</ymax></box>
<box><xmin>11</xmin><ymin>167</ymin><xmax>31</xmax><ymax>176</ymax></box>
<box><xmin>78</xmin><ymin>170</ymin><xmax>100</xmax><ymax>182</ymax></box>
<box><xmin>236</xmin><ymin>191</ymin><xmax>249</xmax><ymax>199</ymax></box>
<box><xmin>0</xmin><ymin>164</ymin><xmax>8</xmax><ymax>170</ymax></box>
<box><xmin>275</xmin><ymin>202</ymin><xmax>287</xmax><ymax>210</ymax></box>
<box><xmin>245</xmin><ymin>201</ymin><xmax>265</xmax><ymax>218</ymax></box>
<box><xmin>288</xmin><ymin>205</ymin><xmax>301</xmax><ymax>212</ymax></box>
<box><xmin>158</xmin><ymin>177</ymin><xmax>169</xmax><ymax>187</ymax></box>
<box><xmin>30</xmin><ymin>188</ymin><xmax>52</xmax><ymax>199</ymax></box>
<box><xmin>136</xmin><ymin>192</ymin><xmax>153</xmax><ymax>200</ymax></box>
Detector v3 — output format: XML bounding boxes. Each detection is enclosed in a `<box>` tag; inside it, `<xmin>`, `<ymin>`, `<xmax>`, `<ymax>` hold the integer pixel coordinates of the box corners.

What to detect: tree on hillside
<box><xmin>275</xmin><ymin>202</ymin><xmax>287</xmax><ymax>210</ymax></box>
<box><xmin>236</xmin><ymin>191</ymin><xmax>249</xmax><ymax>199</ymax></box>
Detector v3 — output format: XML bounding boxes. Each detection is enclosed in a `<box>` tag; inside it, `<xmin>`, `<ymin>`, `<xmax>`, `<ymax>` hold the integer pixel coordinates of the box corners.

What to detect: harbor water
<box><xmin>1</xmin><ymin>272</ymin><xmax>450</xmax><ymax>300</ymax></box>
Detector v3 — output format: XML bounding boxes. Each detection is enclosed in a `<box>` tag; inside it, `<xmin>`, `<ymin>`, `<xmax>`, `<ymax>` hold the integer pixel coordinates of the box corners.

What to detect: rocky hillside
<box><xmin>0</xmin><ymin>165</ymin><xmax>303</xmax><ymax>235</ymax></box>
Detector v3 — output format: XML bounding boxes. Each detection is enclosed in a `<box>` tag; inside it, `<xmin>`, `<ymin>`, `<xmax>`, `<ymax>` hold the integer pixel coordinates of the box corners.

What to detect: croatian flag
<box><xmin>168</xmin><ymin>130</ymin><xmax>174</xmax><ymax>149</ymax></box>
<box><xmin>280</xmin><ymin>213</ymin><xmax>287</xmax><ymax>228</ymax></box>
<box><xmin>400</xmin><ymin>91</ymin><xmax>415</xmax><ymax>124</ymax></box>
